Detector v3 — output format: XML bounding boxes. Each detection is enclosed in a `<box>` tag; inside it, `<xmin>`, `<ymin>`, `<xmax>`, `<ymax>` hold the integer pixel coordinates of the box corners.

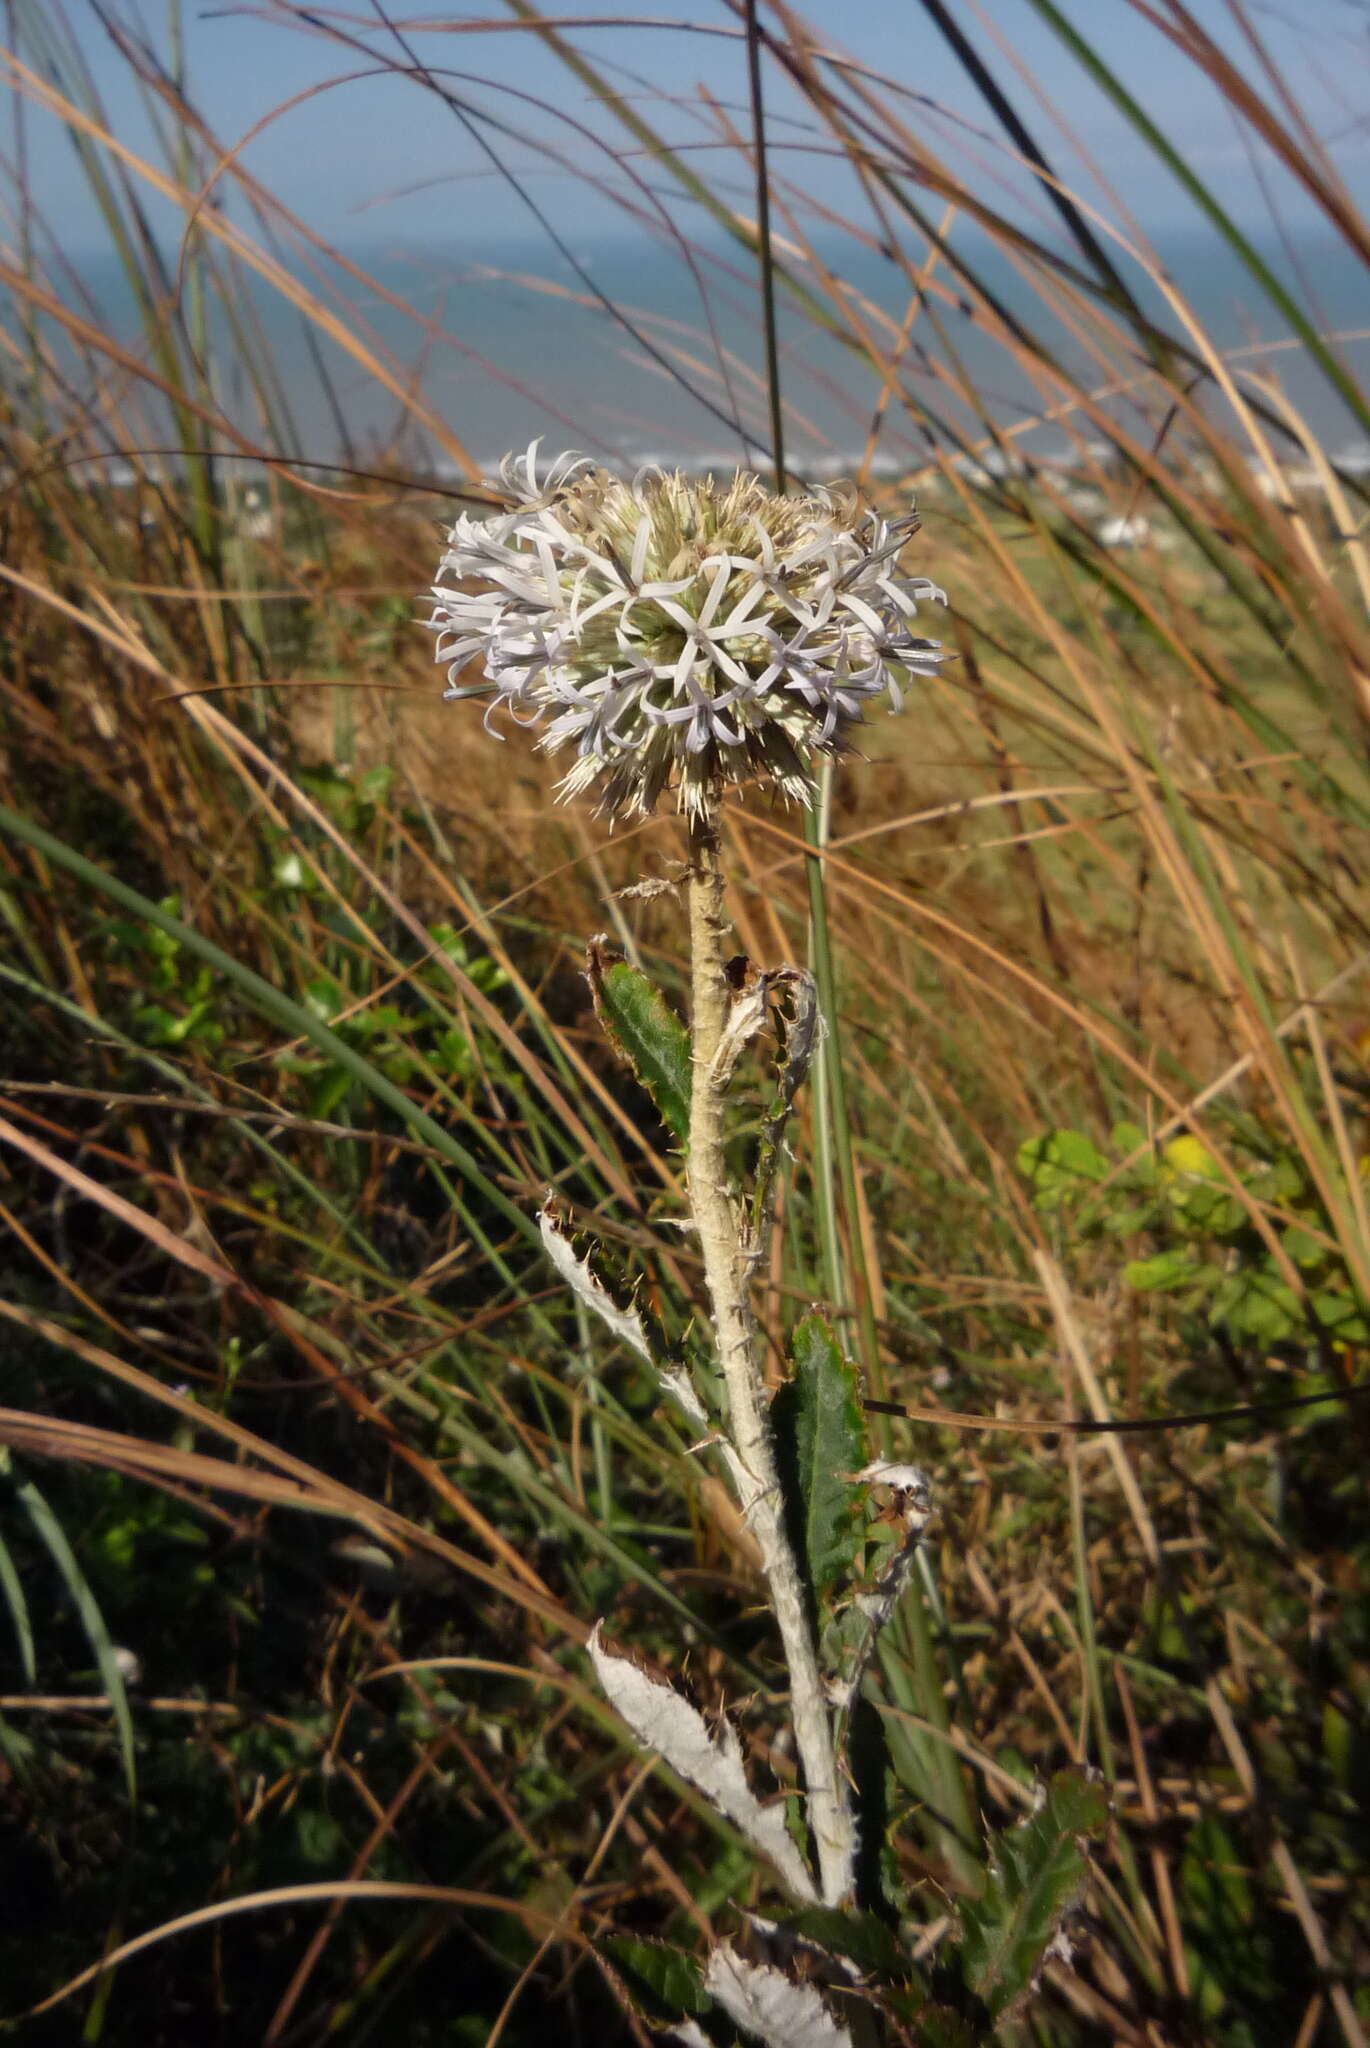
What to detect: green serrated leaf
<box><xmin>782</xmin><ymin>1905</ymin><xmax>906</xmax><ymax>1981</ymax></box>
<box><xmin>773</xmin><ymin>1316</ymin><xmax>867</xmax><ymax>1604</ymax></box>
<box><xmin>588</xmin><ymin>951</ymin><xmax>691</xmax><ymax>1145</ymax></box>
<box><xmin>960</xmin><ymin>1769</ymin><xmax>1105</xmax><ymax>2019</ymax></box>
<box><xmin>602</xmin><ymin>1935</ymin><xmax>708</xmax><ymax>2018</ymax></box>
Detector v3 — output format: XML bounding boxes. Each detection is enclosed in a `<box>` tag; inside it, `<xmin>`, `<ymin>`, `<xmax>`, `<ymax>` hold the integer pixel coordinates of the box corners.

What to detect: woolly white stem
<box><xmin>686</xmin><ymin>815</ymin><xmax>854</xmax><ymax>1908</ymax></box>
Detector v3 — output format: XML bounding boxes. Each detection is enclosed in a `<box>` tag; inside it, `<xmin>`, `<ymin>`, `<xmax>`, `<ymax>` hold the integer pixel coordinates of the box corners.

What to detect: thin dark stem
<box><xmin>743</xmin><ymin>0</ymin><xmax>787</xmax><ymax>494</ymax></box>
<box><xmin>911</xmin><ymin>0</ymin><xmax>1159</xmax><ymax>334</ymax></box>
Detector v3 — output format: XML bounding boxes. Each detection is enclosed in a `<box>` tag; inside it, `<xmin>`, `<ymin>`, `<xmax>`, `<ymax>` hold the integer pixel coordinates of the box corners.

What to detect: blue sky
<box><xmin>11</xmin><ymin>2</ymin><xmax>1369</xmax><ymax>466</ymax></box>
<box><xmin>17</xmin><ymin>0</ymin><xmax>1370</xmax><ymax>259</ymax></box>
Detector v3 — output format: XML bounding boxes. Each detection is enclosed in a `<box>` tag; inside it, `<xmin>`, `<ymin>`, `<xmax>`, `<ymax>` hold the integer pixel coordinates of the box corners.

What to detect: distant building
<box><xmin>1095</xmin><ymin>514</ymin><xmax>1152</xmax><ymax>548</ymax></box>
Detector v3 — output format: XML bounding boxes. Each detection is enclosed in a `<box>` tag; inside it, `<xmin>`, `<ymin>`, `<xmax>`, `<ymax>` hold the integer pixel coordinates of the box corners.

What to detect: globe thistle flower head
<box><xmin>429</xmin><ymin>440</ymin><xmax>946</xmax><ymax>822</ymax></box>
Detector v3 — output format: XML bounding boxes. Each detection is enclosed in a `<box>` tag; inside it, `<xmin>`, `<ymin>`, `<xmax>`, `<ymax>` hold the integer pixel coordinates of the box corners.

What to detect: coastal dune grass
<box><xmin>0</xmin><ymin>0</ymin><xmax>1367</xmax><ymax>2039</ymax></box>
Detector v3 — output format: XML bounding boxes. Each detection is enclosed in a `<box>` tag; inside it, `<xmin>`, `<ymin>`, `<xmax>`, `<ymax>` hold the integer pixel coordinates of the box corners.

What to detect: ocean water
<box><xmin>35</xmin><ymin>227</ymin><xmax>1370</xmax><ymax>482</ymax></box>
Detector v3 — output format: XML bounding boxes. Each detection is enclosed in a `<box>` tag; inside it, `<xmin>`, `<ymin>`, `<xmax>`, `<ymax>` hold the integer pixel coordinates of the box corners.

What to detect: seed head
<box><xmin>429</xmin><ymin>441</ymin><xmax>946</xmax><ymax>822</ymax></box>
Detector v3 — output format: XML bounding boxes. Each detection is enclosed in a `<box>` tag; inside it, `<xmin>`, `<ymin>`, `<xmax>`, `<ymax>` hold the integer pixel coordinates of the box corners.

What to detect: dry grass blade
<box><xmin>1036</xmin><ymin>1250</ymin><xmax>1161</xmax><ymax>1569</ymax></box>
<box><xmin>23</xmin><ymin>1879</ymin><xmax>582</xmax><ymax>2019</ymax></box>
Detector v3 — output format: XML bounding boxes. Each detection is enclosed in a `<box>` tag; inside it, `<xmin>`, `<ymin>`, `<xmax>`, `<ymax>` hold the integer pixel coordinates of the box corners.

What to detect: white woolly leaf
<box><xmin>704</xmin><ymin>1944</ymin><xmax>854</xmax><ymax>2048</ymax></box>
<box><xmin>539</xmin><ymin>1212</ymin><xmax>727</xmax><ymax>1452</ymax></box>
<box><xmin>538</xmin><ymin>1207</ymin><xmax>652</xmax><ymax>1362</ymax></box>
<box><xmin>712</xmin><ymin>987</ymin><xmax>770</xmax><ymax>1087</ymax></box>
<box><xmin>661</xmin><ymin>1367</ymin><xmax>708</xmax><ymax>1428</ymax></box>
<box><xmin>588</xmin><ymin>1626</ymin><xmax>817</xmax><ymax>1902</ymax></box>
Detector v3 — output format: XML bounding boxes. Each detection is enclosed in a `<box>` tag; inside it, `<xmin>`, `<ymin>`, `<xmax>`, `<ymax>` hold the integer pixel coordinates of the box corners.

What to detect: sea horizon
<box><xmin>24</xmin><ymin>224</ymin><xmax>1370</xmax><ymax>481</ymax></box>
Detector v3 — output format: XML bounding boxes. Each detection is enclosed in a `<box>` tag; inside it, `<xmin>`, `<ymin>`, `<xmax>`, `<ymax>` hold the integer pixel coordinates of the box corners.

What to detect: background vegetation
<box><xmin>1</xmin><ymin>1</ymin><xmax>1368</xmax><ymax>2041</ymax></box>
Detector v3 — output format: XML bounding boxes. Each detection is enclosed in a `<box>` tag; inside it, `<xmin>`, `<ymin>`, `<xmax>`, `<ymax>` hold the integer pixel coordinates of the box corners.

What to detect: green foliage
<box><xmin>603</xmin><ymin>1935</ymin><xmax>708</xmax><ymax>2020</ymax></box>
<box><xmin>588</xmin><ymin>949</ymin><xmax>692</xmax><ymax>1145</ymax></box>
<box><xmin>1020</xmin><ymin>1121</ymin><xmax>1369</xmax><ymax>1349</ymax></box>
<box><xmin>102</xmin><ymin>895</ymin><xmax>229</xmax><ymax>1048</ymax></box>
<box><xmin>1015</xmin><ymin>1128</ymin><xmax>1111</xmax><ymax>1212</ymax></box>
<box><xmin>278</xmin><ymin>932</ymin><xmax>506</xmax><ymax>1111</ymax></box>
<box><xmin>772</xmin><ymin>1316</ymin><xmax>868</xmax><ymax>1606</ymax></box>
<box><xmin>958</xmin><ymin>1771</ymin><xmax>1106</xmax><ymax>2020</ymax></box>
<box><xmin>1179</xmin><ymin>1814</ymin><xmax>1284</xmax><ymax>2038</ymax></box>
<box><xmin>0</xmin><ymin>803</ymin><xmax>537</xmax><ymax>1244</ymax></box>
<box><xmin>781</xmin><ymin>1905</ymin><xmax>906</xmax><ymax>1981</ymax></box>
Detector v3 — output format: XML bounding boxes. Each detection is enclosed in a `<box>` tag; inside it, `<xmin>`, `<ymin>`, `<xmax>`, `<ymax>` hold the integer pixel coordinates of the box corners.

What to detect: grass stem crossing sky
<box><xmin>18</xmin><ymin>1</ymin><xmax>1370</xmax><ymax>257</ymax></box>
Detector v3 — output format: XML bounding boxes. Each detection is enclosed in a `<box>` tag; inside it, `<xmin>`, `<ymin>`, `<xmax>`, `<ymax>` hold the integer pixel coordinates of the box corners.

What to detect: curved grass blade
<box><xmin>0</xmin><ymin>1516</ymin><xmax>36</xmax><ymax>1685</ymax></box>
<box><xmin>12</xmin><ymin>1466</ymin><xmax>136</xmax><ymax>1799</ymax></box>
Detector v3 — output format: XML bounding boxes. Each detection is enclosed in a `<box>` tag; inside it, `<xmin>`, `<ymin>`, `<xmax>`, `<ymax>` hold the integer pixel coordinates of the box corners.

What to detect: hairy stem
<box><xmin>686</xmin><ymin>813</ymin><xmax>854</xmax><ymax>1907</ymax></box>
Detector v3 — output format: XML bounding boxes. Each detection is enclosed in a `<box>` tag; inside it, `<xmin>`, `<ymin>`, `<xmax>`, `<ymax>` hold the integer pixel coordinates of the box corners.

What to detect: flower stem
<box><xmin>686</xmin><ymin>813</ymin><xmax>854</xmax><ymax>1907</ymax></box>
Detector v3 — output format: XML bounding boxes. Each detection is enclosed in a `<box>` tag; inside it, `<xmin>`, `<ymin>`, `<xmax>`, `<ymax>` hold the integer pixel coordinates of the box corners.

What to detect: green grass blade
<box><xmin>0</xmin><ymin>1518</ymin><xmax>36</xmax><ymax>1686</ymax></box>
<box><xmin>0</xmin><ymin>801</ymin><xmax>536</xmax><ymax>1246</ymax></box>
<box><xmin>13</xmin><ymin>1467</ymin><xmax>136</xmax><ymax>1799</ymax></box>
